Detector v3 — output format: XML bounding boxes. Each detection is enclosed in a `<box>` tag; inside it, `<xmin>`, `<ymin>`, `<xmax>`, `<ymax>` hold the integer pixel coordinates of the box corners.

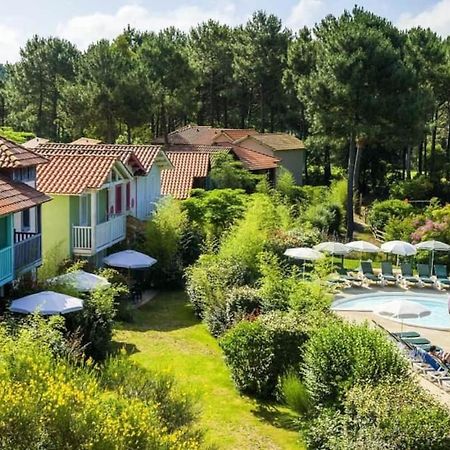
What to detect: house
<box><xmin>160</xmin><ymin>143</ymin><xmax>280</xmax><ymax>199</ymax></box>
<box><xmin>0</xmin><ymin>137</ymin><xmax>50</xmax><ymax>294</ymax></box>
<box><xmin>26</xmin><ymin>141</ymin><xmax>172</xmax><ymax>264</ymax></box>
<box><xmin>153</xmin><ymin>125</ymin><xmax>304</xmax><ymax>184</ymax></box>
<box><xmin>32</xmin><ymin>142</ymin><xmax>172</xmax><ymax>221</ymax></box>
<box><xmin>231</xmin><ymin>133</ymin><xmax>306</xmax><ymax>184</ymax></box>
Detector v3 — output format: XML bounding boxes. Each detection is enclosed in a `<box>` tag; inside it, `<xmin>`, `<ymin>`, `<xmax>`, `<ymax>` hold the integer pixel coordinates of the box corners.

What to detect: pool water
<box><xmin>332</xmin><ymin>292</ymin><xmax>450</xmax><ymax>330</ymax></box>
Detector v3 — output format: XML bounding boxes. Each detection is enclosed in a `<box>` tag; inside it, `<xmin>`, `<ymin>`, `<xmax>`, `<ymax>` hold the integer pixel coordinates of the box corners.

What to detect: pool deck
<box><xmin>334</xmin><ymin>285</ymin><xmax>450</xmax><ymax>408</ymax></box>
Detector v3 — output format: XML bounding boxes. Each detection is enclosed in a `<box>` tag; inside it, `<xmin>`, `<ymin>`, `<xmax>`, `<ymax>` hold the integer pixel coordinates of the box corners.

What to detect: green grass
<box><xmin>114</xmin><ymin>291</ymin><xmax>303</xmax><ymax>450</ymax></box>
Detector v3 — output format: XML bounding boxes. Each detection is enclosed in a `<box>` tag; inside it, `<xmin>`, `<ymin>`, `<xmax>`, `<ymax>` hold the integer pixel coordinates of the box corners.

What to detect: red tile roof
<box><xmin>35</xmin><ymin>143</ymin><xmax>167</xmax><ymax>174</ymax></box>
<box><xmin>213</xmin><ymin>129</ymin><xmax>257</xmax><ymax>142</ymax></box>
<box><xmin>70</xmin><ymin>137</ymin><xmax>102</xmax><ymax>145</ymax></box>
<box><xmin>0</xmin><ymin>136</ymin><xmax>48</xmax><ymax>168</ymax></box>
<box><xmin>0</xmin><ymin>175</ymin><xmax>50</xmax><ymax>215</ymax></box>
<box><xmin>161</xmin><ymin>152</ymin><xmax>210</xmax><ymax>199</ymax></box>
<box><xmin>241</xmin><ymin>133</ymin><xmax>305</xmax><ymax>151</ymax></box>
<box><xmin>229</xmin><ymin>144</ymin><xmax>280</xmax><ymax>170</ymax></box>
<box><xmin>36</xmin><ymin>154</ymin><xmax>119</xmax><ymax>195</ymax></box>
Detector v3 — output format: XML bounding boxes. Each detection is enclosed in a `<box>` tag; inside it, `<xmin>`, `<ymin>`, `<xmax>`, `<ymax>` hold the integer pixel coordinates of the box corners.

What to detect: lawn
<box><xmin>114</xmin><ymin>291</ymin><xmax>303</xmax><ymax>450</ymax></box>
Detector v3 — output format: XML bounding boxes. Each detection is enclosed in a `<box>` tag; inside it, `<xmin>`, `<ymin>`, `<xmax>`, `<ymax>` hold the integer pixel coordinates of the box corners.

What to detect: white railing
<box><xmin>0</xmin><ymin>246</ymin><xmax>13</xmax><ymax>285</ymax></box>
<box><xmin>72</xmin><ymin>215</ymin><xmax>126</xmax><ymax>254</ymax></box>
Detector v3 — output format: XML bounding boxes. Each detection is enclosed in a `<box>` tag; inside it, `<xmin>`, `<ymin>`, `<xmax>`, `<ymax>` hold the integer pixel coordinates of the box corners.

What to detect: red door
<box><xmin>115</xmin><ymin>185</ymin><xmax>122</xmax><ymax>215</ymax></box>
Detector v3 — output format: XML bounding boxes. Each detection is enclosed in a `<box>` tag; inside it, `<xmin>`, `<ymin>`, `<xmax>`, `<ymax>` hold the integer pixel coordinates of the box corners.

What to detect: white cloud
<box><xmin>286</xmin><ymin>0</ymin><xmax>327</xmax><ymax>30</ymax></box>
<box><xmin>0</xmin><ymin>23</ymin><xmax>22</xmax><ymax>63</ymax></box>
<box><xmin>57</xmin><ymin>3</ymin><xmax>240</xmax><ymax>50</ymax></box>
<box><xmin>397</xmin><ymin>0</ymin><xmax>450</xmax><ymax>36</ymax></box>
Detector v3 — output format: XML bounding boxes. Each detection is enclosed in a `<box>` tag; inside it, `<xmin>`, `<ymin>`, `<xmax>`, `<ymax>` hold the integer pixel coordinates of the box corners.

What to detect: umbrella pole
<box><xmin>431</xmin><ymin>251</ymin><xmax>435</xmax><ymax>273</ymax></box>
<box><xmin>303</xmin><ymin>261</ymin><xmax>305</xmax><ymax>279</ymax></box>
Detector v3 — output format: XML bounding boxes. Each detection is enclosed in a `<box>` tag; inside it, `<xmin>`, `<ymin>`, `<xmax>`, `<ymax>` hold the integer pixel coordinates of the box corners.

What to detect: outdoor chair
<box><xmin>415</xmin><ymin>348</ymin><xmax>450</xmax><ymax>388</ymax></box>
<box><xmin>392</xmin><ymin>331</ymin><xmax>420</xmax><ymax>339</ymax></box>
<box><xmin>434</xmin><ymin>264</ymin><xmax>450</xmax><ymax>290</ymax></box>
<box><xmin>399</xmin><ymin>263</ymin><xmax>420</xmax><ymax>287</ymax></box>
<box><xmin>417</xmin><ymin>264</ymin><xmax>436</xmax><ymax>288</ymax></box>
<box><xmin>380</xmin><ymin>261</ymin><xmax>398</xmax><ymax>286</ymax></box>
<box><xmin>359</xmin><ymin>261</ymin><xmax>380</xmax><ymax>285</ymax></box>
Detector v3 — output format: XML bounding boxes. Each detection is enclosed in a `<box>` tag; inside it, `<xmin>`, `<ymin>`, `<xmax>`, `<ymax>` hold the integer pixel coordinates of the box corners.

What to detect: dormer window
<box><xmin>13</xmin><ymin>167</ymin><xmax>36</xmax><ymax>182</ymax></box>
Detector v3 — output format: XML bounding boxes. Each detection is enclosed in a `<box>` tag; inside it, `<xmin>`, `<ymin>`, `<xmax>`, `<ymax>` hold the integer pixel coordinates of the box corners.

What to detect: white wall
<box><xmin>135</xmin><ymin>165</ymin><xmax>162</xmax><ymax>220</ymax></box>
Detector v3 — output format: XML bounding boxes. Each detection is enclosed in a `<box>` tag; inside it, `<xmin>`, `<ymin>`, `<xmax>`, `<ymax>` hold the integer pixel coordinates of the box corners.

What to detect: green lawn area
<box><xmin>114</xmin><ymin>291</ymin><xmax>303</xmax><ymax>450</ymax></box>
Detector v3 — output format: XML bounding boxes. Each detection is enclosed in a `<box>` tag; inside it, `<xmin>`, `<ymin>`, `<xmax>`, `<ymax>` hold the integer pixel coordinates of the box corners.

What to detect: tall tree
<box><xmin>233</xmin><ymin>11</ymin><xmax>291</xmax><ymax>132</ymax></box>
<box><xmin>5</xmin><ymin>36</ymin><xmax>79</xmax><ymax>139</ymax></box>
<box><xmin>303</xmin><ymin>7</ymin><xmax>420</xmax><ymax>237</ymax></box>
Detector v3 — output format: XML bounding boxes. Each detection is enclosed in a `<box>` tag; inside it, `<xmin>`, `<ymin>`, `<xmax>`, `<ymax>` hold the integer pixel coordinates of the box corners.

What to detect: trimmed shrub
<box><xmin>367</xmin><ymin>199</ymin><xmax>414</xmax><ymax>231</ymax></box>
<box><xmin>220</xmin><ymin>311</ymin><xmax>314</xmax><ymax>398</ymax></box>
<box><xmin>303</xmin><ymin>321</ymin><xmax>409</xmax><ymax>406</ymax></box>
<box><xmin>305</xmin><ymin>380</ymin><xmax>450</xmax><ymax>449</ymax></box>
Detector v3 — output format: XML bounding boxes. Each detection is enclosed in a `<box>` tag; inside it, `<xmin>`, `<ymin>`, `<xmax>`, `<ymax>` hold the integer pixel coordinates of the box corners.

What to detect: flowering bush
<box><xmin>0</xmin><ymin>321</ymin><xmax>203</xmax><ymax>449</ymax></box>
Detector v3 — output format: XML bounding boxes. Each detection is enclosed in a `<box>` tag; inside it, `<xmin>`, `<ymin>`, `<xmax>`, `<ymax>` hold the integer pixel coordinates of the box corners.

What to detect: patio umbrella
<box><xmin>9</xmin><ymin>291</ymin><xmax>83</xmax><ymax>315</ymax></box>
<box><xmin>345</xmin><ymin>241</ymin><xmax>380</xmax><ymax>253</ymax></box>
<box><xmin>49</xmin><ymin>270</ymin><xmax>110</xmax><ymax>292</ymax></box>
<box><xmin>415</xmin><ymin>240</ymin><xmax>450</xmax><ymax>269</ymax></box>
<box><xmin>314</xmin><ymin>242</ymin><xmax>350</xmax><ymax>268</ymax></box>
<box><xmin>284</xmin><ymin>247</ymin><xmax>324</xmax><ymax>277</ymax></box>
<box><xmin>103</xmin><ymin>250</ymin><xmax>157</xmax><ymax>269</ymax></box>
<box><xmin>373</xmin><ymin>299</ymin><xmax>431</xmax><ymax>331</ymax></box>
<box><xmin>381</xmin><ymin>240</ymin><xmax>417</xmax><ymax>265</ymax></box>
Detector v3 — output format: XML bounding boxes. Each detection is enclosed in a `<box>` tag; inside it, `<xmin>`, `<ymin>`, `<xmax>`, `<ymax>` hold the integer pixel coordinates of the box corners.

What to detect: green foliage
<box><xmin>384</xmin><ymin>216</ymin><xmax>417</xmax><ymax>241</ymax></box>
<box><xmin>303</xmin><ymin>202</ymin><xmax>342</xmax><ymax>234</ymax></box>
<box><xmin>220</xmin><ymin>310</ymin><xmax>314</xmax><ymax>398</ymax></box>
<box><xmin>209</xmin><ymin>152</ymin><xmax>261</xmax><ymax>191</ymax></box>
<box><xmin>182</xmin><ymin>188</ymin><xmax>247</xmax><ymax>240</ymax></box>
<box><xmin>144</xmin><ymin>196</ymin><xmax>192</xmax><ymax>285</ymax></box>
<box><xmin>390</xmin><ymin>175</ymin><xmax>434</xmax><ymax>200</ymax></box>
<box><xmin>303</xmin><ymin>321</ymin><xmax>409</xmax><ymax>406</ymax></box>
<box><xmin>306</xmin><ymin>380</ymin><xmax>450</xmax><ymax>449</ymax></box>
<box><xmin>0</xmin><ymin>126</ymin><xmax>34</xmax><ymax>143</ymax></box>
<box><xmin>278</xmin><ymin>371</ymin><xmax>311</xmax><ymax>416</ymax></box>
<box><xmin>367</xmin><ymin>199</ymin><xmax>414</xmax><ymax>231</ymax></box>
<box><xmin>38</xmin><ymin>242</ymin><xmax>68</xmax><ymax>282</ymax></box>
<box><xmin>0</xmin><ymin>320</ymin><xmax>203</xmax><ymax>449</ymax></box>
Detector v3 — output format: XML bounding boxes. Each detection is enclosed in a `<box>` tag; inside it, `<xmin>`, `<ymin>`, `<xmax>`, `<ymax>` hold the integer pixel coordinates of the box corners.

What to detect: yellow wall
<box><xmin>41</xmin><ymin>195</ymin><xmax>72</xmax><ymax>260</ymax></box>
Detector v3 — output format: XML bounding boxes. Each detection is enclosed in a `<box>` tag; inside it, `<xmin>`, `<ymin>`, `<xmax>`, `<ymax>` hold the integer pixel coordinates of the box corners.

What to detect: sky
<box><xmin>0</xmin><ymin>0</ymin><xmax>449</xmax><ymax>63</ymax></box>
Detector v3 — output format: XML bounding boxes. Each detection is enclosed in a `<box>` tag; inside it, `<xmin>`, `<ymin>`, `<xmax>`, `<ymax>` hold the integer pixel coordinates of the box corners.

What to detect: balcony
<box><xmin>13</xmin><ymin>231</ymin><xmax>42</xmax><ymax>274</ymax></box>
<box><xmin>72</xmin><ymin>215</ymin><xmax>126</xmax><ymax>256</ymax></box>
<box><xmin>0</xmin><ymin>246</ymin><xmax>13</xmax><ymax>287</ymax></box>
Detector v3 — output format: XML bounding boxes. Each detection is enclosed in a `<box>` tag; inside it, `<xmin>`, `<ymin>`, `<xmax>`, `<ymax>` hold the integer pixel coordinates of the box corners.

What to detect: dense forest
<box><xmin>1</xmin><ymin>7</ymin><xmax>450</xmax><ymax>229</ymax></box>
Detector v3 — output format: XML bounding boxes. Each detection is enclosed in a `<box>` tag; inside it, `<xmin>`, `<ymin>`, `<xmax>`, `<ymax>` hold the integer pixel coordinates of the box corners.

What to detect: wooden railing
<box><xmin>14</xmin><ymin>230</ymin><xmax>39</xmax><ymax>243</ymax></box>
<box><xmin>13</xmin><ymin>233</ymin><xmax>42</xmax><ymax>273</ymax></box>
<box><xmin>72</xmin><ymin>215</ymin><xmax>126</xmax><ymax>254</ymax></box>
<box><xmin>0</xmin><ymin>246</ymin><xmax>13</xmax><ymax>285</ymax></box>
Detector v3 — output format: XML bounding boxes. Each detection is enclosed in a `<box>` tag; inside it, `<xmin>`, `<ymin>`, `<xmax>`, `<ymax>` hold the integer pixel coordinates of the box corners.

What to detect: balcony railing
<box><xmin>0</xmin><ymin>246</ymin><xmax>13</xmax><ymax>286</ymax></box>
<box><xmin>13</xmin><ymin>232</ymin><xmax>42</xmax><ymax>273</ymax></box>
<box><xmin>72</xmin><ymin>215</ymin><xmax>126</xmax><ymax>255</ymax></box>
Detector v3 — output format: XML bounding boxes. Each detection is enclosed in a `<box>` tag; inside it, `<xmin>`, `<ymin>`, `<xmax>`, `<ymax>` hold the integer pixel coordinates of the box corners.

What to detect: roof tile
<box><xmin>0</xmin><ymin>136</ymin><xmax>48</xmax><ymax>168</ymax></box>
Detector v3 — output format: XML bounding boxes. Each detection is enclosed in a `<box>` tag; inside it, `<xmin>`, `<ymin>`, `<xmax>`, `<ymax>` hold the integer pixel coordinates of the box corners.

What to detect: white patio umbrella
<box><xmin>9</xmin><ymin>291</ymin><xmax>83</xmax><ymax>315</ymax></box>
<box><xmin>314</xmin><ymin>242</ymin><xmax>350</xmax><ymax>255</ymax></box>
<box><xmin>381</xmin><ymin>240</ymin><xmax>417</xmax><ymax>265</ymax></box>
<box><xmin>345</xmin><ymin>241</ymin><xmax>380</xmax><ymax>253</ymax></box>
<box><xmin>373</xmin><ymin>299</ymin><xmax>431</xmax><ymax>331</ymax></box>
<box><xmin>49</xmin><ymin>270</ymin><xmax>110</xmax><ymax>292</ymax></box>
<box><xmin>103</xmin><ymin>250</ymin><xmax>157</xmax><ymax>269</ymax></box>
<box><xmin>314</xmin><ymin>242</ymin><xmax>350</xmax><ymax>267</ymax></box>
<box><xmin>284</xmin><ymin>247</ymin><xmax>324</xmax><ymax>278</ymax></box>
<box><xmin>415</xmin><ymin>240</ymin><xmax>450</xmax><ymax>269</ymax></box>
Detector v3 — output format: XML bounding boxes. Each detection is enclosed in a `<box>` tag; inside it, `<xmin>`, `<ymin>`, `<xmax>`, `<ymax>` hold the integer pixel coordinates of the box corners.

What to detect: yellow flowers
<box><xmin>0</xmin><ymin>322</ymin><xmax>203</xmax><ymax>449</ymax></box>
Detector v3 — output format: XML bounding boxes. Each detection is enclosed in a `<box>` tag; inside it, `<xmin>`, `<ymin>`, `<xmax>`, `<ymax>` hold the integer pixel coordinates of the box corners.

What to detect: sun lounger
<box><xmin>392</xmin><ymin>331</ymin><xmax>420</xmax><ymax>338</ymax></box>
<box><xmin>380</xmin><ymin>261</ymin><xmax>398</xmax><ymax>285</ymax></box>
<box><xmin>402</xmin><ymin>337</ymin><xmax>431</xmax><ymax>345</ymax></box>
<box><xmin>399</xmin><ymin>263</ymin><xmax>420</xmax><ymax>287</ymax></box>
<box><xmin>360</xmin><ymin>261</ymin><xmax>380</xmax><ymax>285</ymax></box>
<box><xmin>417</xmin><ymin>264</ymin><xmax>436</xmax><ymax>287</ymax></box>
<box><xmin>415</xmin><ymin>348</ymin><xmax>450</xmax><ymax>387</ymax></box>
<box><xmin>434</xmin><ymin>264</ymin><xmax>450</xmax><ymax>290</ymax></box>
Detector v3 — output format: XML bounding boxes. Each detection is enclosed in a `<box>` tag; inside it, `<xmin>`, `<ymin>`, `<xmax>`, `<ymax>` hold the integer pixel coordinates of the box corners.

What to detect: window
<box><xmin>115</xmin><ymin>185</ymin><xmax>122</xmax><ymax>215</ymax></box>
<box><xmin>126</xmin><ymin>183</ymin><xmax>131</xmax><ymax>211</ymax></box>
<box><xmin>13</xmin><ymin>167</ymin><xmax>36</xmax><ymax>182</ymax></box>
<box><xmin>21</xmin><ymin>209</ymin><xmax>31</xmax><ymax>231</ymax></box>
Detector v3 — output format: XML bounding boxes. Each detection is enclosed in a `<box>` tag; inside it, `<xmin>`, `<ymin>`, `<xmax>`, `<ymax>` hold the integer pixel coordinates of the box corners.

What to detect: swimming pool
<box><xmin>332</xmin><ymin>292</ymin><xmax>450</xmax><ymax>331</ymax></box>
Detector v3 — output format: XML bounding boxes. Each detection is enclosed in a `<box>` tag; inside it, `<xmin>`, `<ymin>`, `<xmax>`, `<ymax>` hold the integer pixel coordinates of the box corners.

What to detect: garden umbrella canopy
<box><xmin>284</xmin><ymin>248</ymin><xmax>324</xmax><ymax>260</ymax></box>
<box><xmin>373</xmin><ymin>299</ymin><xmax>431</xmax><ymax>320</ymax></box>
<box><xmin>9</xmin><ymin>291</ymin><xmax>83</xmax><ymax>315</ymax></box>
<box><xmin>345</xmin><ymin>241</ymin><xmax>380</xmax><ymax>253</ymax></box>
<box><xmin>381</xmin><ymin>241</ymin><xmax>417</xmax><ymax>257</ymax></box>
<box><xmin>103</xmin><ymin>250</ymin><xmax>157</xmax><ymax>269</ymax></box>
<box><xmin>49</xmin><ymin>270</ymin><xmax>110</xmax><ymax>292</ymax></box>
<box><xmin>415</xmin><ymin>240</ymin><xmax>450</xmax><ymax>251</ymax></box>
<box><xmin>314</xmin><ymin>242</ymin><xmax>350</xmax><ymax>255</ymax></box>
